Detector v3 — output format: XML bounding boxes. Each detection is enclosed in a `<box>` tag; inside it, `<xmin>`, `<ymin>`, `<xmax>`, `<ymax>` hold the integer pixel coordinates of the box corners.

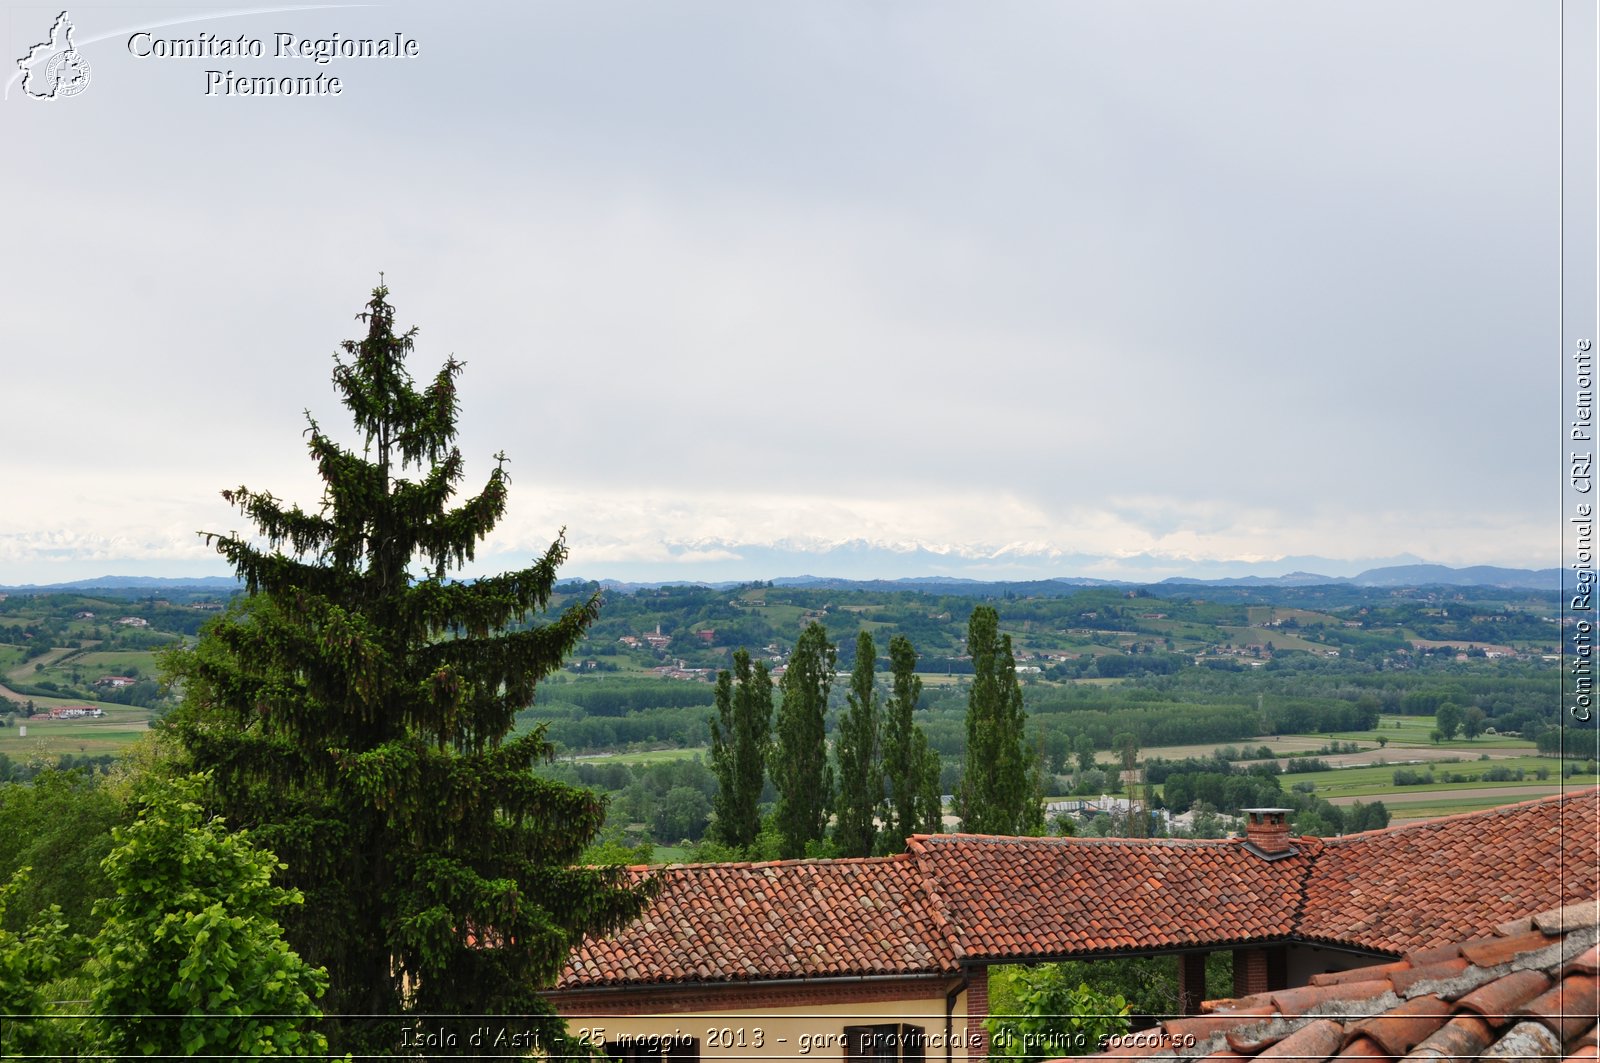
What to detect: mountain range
<box><xmin>0</xmin><ymin>563</ymin><xmax>1566</xmax><ymax>595</ymax></box>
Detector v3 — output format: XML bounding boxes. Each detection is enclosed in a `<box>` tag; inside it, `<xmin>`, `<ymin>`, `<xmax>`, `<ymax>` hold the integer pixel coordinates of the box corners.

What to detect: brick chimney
<box><xmin>1240</xmin><ymin>808</ymin><xmax>1297</xmax><ymax>860</ymax></box>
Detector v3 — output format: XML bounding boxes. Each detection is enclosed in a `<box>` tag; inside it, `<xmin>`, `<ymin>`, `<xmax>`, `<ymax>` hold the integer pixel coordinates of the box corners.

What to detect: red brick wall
<box><xmin>1233</xmin><ymin>948</ymin><xmax>1269</xmax><ymax>998</ymax></box>
<box><xmin>964</xmin><ymin>965</ymin><xmax>988</xmax><ymax>1060</ymax></box>
<box><xmin>1177</xmin><ymin>953</ymin><xmax>1208</xmax><ymax>1015</ymax></box>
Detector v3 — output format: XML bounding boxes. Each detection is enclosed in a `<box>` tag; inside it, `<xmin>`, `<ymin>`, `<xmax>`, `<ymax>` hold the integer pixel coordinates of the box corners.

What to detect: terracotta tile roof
<box><xmin>556</xmin><ymin>788</ymin><xmax>1600</xmax><ymax>989</ymax></box>
<box><xmin>1298</xmin><ymin>788</ymin><xmax>1600</xmax><ymax>953</ymax></box>
<box><xmin>1060</xmin><ymin>896</ymin><xmax>1599</xmax><ymax>1063</ymax></box>
<box><xmin>558</xmin><ymin>854</ymin><xmax>960</xmax><ymax>987</ymax></box>
<box><xmin>906</xmin><ymin>834</ymin><xmax>1307</xmax><ymax>959</ymax></box>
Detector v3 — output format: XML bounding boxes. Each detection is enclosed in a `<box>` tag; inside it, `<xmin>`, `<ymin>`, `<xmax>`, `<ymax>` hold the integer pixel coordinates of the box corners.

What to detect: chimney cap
<box><xmin>1240</xmin><ymin>807</ymin><xmax>1293</xmax><ymax>815</ymax></box>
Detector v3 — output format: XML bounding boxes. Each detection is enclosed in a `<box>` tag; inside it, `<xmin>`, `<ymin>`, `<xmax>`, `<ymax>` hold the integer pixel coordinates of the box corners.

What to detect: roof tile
<box><xmin>557</xmin><ymin>789</ymin><xmax>1600</xmax><ymax>993</ymax></box>
<box><xmin>1482</xmin><ymin>1020</ymin><xmax>1562</xmax><ymax>1061</ymax></box>
<box><xmin>1518</xmin><ymin>973</ymin><xmax>1600</xmax><ymax>1043</ymax></box>
<box><xmin>1389</xmin><ymin>957</ymin><xmax>1471</xmax><ymax>996</ymax></box>
<box><xmin>1337</xmin><ymin>1034</ymin><xmax>1393</xmax><ymax>1061</ymax></box>
<box><xmin>1533</xmin><ymin>900</ymin><xmax>1600</xmax><ymax>935</ymax></box>
<box><xmin>1256</xmin><ymin>1018</ymin><xmax>1344</xmax><ymax>1059</ymax></box>
<box><xmin>1455</xmin><ymin>969</ymin><xmax>1553</xmax><ymax>1027</ymax></box>
<box><xmin>1268</xmin><ymin>979</ymin><xmax>1393</xmax><ymax>1016</ymax></box>
<box><xmin>1459</xmin><ymin>929</ymin><xmax>1561</xmax><ymax>969</ymax></box>
<box><xmin>1348</xmin><ymin>994</ymin><xmax>1452</xmax><ymax>1056</ymax></box>
<box><xmin>1300</xmin><ymin>791</ymin><xmax>1599</xmax><ymax>954</ymax></box>
<box><xmin>1162</xmin><ymin>1009</ymin><xmax>1276</xmax><ymax>1043</ymax></box>
<box><xmin>1399</xmin><ymin>1014</ymin><xmax>1495</xmax><ymax>1061</ymax></box>
<box><xmin>1311</xmin><ymin>960</ymin><xmax>1411</xmax><ymax>987</ymax></box>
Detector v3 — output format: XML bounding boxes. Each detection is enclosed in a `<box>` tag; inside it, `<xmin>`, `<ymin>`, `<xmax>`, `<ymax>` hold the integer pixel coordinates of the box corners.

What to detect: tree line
<box><xmin>704</xmin><ymin>605</ymin><xmax>1045</xmax><ymax>860</ymax></box>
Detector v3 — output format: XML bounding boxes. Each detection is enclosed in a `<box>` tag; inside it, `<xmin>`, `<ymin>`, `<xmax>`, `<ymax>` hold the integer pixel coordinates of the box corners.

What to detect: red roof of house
<box><xmin>560</xmin><ymin>855</ymin><xmax>961</xmax><ymax>988</ymax></box>
<box><xmin>907</xmin><ymin>834</ymin><xmax>1308</xmax><ymax>958</ymax></box>
<box><xmin>1300</xmin><ymin>788</ymin><xmax>1600</xmax><ymax>953</ymax></box>
<box><xmin>1074</xmin><ymin>896</ymin><xmax>1599</xmax><ymax>1063</ymax></box>
<box><xmin>556</xmin><ymin>788</ymin><xmax>1600</xmax><ymax>990</ymax></box>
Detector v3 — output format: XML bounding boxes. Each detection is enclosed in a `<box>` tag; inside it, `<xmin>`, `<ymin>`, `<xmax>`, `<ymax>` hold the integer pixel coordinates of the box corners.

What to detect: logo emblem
<box><xmin>17</xmin><ymin>11</ymin><xmax>91</xmax><ymax>100</ymax></box>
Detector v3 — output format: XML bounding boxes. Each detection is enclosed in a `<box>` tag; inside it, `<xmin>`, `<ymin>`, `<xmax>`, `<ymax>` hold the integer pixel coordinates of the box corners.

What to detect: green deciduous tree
<box><xmin>0</xmin><ymin>767</ymin><xmax>125</xmax><ymax>942</ymax></box>
<box><xmin>1072</xmin><ymin>733</ymin><xmax>1096</xmax><ymax>773</ymax></box>
<box><xmin>1113</xmin><ymin>731</ymin><xmax>1143</xmax><ymax>838</ymax></box>
<box><xmin>833</xmin><ymin>630</ymin><xmax>881</xmax><ymax>858</ymax></box>
<box><xmin>0</xmin><ymin>868</ymin><xmax>70</xmax><ymax>1058</ymax></box>
<box><xmin>773</xmin><ymin>621</ymin><xmax>835</xmax><ymax>858</ymax></box>
<box><xmin>957</xmin><ymin>607</ymin><xmax>1044</xmax><ymax>835</ymax></box>
<box><xmin>1434</xmin><ymin>703</ymin><xmax>1463</xmax><ymax>740</ymax></box>
<box><xmin>708</xmin><ymin>648</ymin><xmax>773</xmax><ymax>852</ymax></box>
<box><xmin>85</xmin><ymin>775</ymin><xmax>329</xmax><ymax>1058</ymax></box>
<box><xmin>165</xmin><ymin>286</ymin><xmax>651</xmax><ymax>1055</ymax></box>
<box><xmin>882</xmin><ymin>635</ymin><xmax>941</xmax><ymax>846</ymax></box>
<box><xmin>1462</xmin><ymin>706</ymin><xmax>1486</xmax><ymax>740</ymax></box>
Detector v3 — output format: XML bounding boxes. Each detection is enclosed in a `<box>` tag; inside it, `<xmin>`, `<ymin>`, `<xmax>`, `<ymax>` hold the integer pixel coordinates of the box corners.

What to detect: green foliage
<box><xmin>163</xmin><ymin>287</ymin><xmax>652</xmax><ymax>1054</ymax></box>
<box><xmin>84</xmin><ymin>775</ymin><xmax>330</xmax><ymax>1058</ymax></box>
<box><xmin>708</xmin><ymin>648</ymin><xmax>772</xmax><ymax>851</ymax></box>
<box><xmin>882</xmin><ymin>635</ymin><xmax>942</xmax><ymax>847</ymax></box>
<box><xmin>653</xmin><ymin>785</ymin><xmax>712</xmax><ymax>842</ymax></box>
<box><xmin>581</xmin><ymin>828</ymin><xmax>656</xmax><ymax>867</ymax></box>
<box><xmin>958</xmin><ymin>607</ymin><xmax>1043</xmax><ymax>835</ymax></box>
<box><xmin>985</xmin><ymin>964</ymin><xmax>1131</xmax><ymax>1060</ymax></box>
<box><xmin>833</xmin><ymin>631</ymin><xmax>882</xmax><ymax>858</ymax></box>
<box><xmin>773</xmin><ymin>622</ymin><xmax>835</xmax><ymax>859</ymax></box>
<box><xmin>0</xmin><ymin>767</ymin><xmax>126</xmax><ymax>940</ymax></box>
<box><xmin>1434</xmin><ymin>703</ymin><xmax>1464</xmax><ymax>740</ymax></box>
<box><xmin>0</xmin><ymin>868</ymin><xmax>70</xmax><ymax>1057</ymax></box>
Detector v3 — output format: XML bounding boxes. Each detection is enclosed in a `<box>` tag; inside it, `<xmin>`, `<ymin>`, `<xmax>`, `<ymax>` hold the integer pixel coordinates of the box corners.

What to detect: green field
<box><xmin>1217</xmin><ymin>626</ymin><xmax>1328</xmax><ymax>654</ymax></box>
<box><xmin>1295</xmin><ymin>755</ymin><xmax>1570</xmax><ymax>799</ymax></box>
<box><xmin>1324</xmin><ymin>714</ymin><xmax>1533</xmax><ymax>750</ymax></box>
<box><xmin>565</xmin><ymin>746</ymin><xmax>709</xmax><ymax>766</ymax></box>
<box><xmin>1382</xmin><ymin>791</ymin><xmax>1597</xmax><ymax>823</ymax></box>
<box><xmin>0</xmin><ymin>705</ymin><xmax>154</xmax><ymax>757</ymax></box>
<box><xmin>1140</xmin><ymin>714</ymin><xmax>1578</xmax><ymax>815</ymax></box>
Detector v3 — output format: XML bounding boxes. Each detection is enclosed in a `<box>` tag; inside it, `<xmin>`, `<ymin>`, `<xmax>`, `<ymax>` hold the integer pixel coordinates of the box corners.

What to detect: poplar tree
<box><xmin>708</xmin><ymin>647</ymin><xmax>772</xmax><ymax>852</ymax></box>
<box><xmin>833</xmin><ymin>630</ymin><xmax>881</xmax><ymax>858</ymax></box>
<box><xmin>882</xmin><ymin>634</ymin><xmax>942</xmax><ymax>846</ymax></box>
<box><xmin>956</xmin><ymin>606</ymin><xmax>1044</xmax><ymax>835</ymax></box>
<box><xmin>165</xmin><ymin>286</ymin><xmax>652</xmax><ymax>1056</ymax></box>
<box><xmin>772</xmin><ymin>621</ymin><xmax>835</xmax><ymax>859</ymax></box>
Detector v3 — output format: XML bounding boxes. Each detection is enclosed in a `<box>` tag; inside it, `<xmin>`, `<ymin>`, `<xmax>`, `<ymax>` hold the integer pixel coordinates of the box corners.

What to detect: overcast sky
<box><xmin>0</xmin><ymin>1</ymin><xmax>1568</xmax><ymax>585</ymax></box>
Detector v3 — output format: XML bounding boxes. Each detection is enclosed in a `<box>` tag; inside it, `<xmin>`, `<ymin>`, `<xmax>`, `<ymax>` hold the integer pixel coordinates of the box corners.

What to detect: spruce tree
<box><xmin>708</xmin><ymin>647</ymin><xmax>772</xmax><ymax>852</ymax></box>
<box><xmin>773</xmin><ymin>621</ymin><xmax>835</xmax><ymax>859</ymax></box>
<box><xmin>166</xmin><ymin>286</ymin><xmax>652</xmax><ymax>1055</ymax></box>
<box><xmin>833</xmin><ymin>630</ymin><xmax>881</xmax><ymax>858</ymax></box>
<box><xmin>956</xmin><ymin>606</ymin><xmax>1043</xmax><ymax>835</ymax></box>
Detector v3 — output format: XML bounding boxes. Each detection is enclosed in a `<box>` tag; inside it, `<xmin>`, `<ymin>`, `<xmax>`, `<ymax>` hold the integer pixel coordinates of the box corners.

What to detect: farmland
<box><xmin>2</xmin><ymin>578</ymin><xmax>1593</xmax><ymax>841</ymax></box>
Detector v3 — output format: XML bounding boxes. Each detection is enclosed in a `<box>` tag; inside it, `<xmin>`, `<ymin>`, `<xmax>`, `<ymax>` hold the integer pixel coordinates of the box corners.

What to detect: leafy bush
<box><xmin>986</xmin><ymin>965</ymin><xmax>1131</xmax><ymax>1060</ymax></box>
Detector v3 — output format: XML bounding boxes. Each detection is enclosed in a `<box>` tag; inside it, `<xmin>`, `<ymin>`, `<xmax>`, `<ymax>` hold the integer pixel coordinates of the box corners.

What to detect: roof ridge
<box><xmin>638</xmin><ymin>852</ymin><xmax>917</xmax><ymax>871</ymax></box>
<box><xmin>920</xmin><ymin>832</ymin><xmax>1242</xmax><ymax>847</ymax></box>
<box><xmin>907</xmin><ymin>837</ymin><xmax>967</xmax><ymax>961</ymax></box>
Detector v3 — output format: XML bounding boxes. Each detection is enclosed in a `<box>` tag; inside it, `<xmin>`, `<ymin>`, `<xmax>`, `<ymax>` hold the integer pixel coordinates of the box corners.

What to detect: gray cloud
<box><xmin>0</xmin><ymin>0</ymin><xmax>1561</xmax><ymax>583</ymax></box>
